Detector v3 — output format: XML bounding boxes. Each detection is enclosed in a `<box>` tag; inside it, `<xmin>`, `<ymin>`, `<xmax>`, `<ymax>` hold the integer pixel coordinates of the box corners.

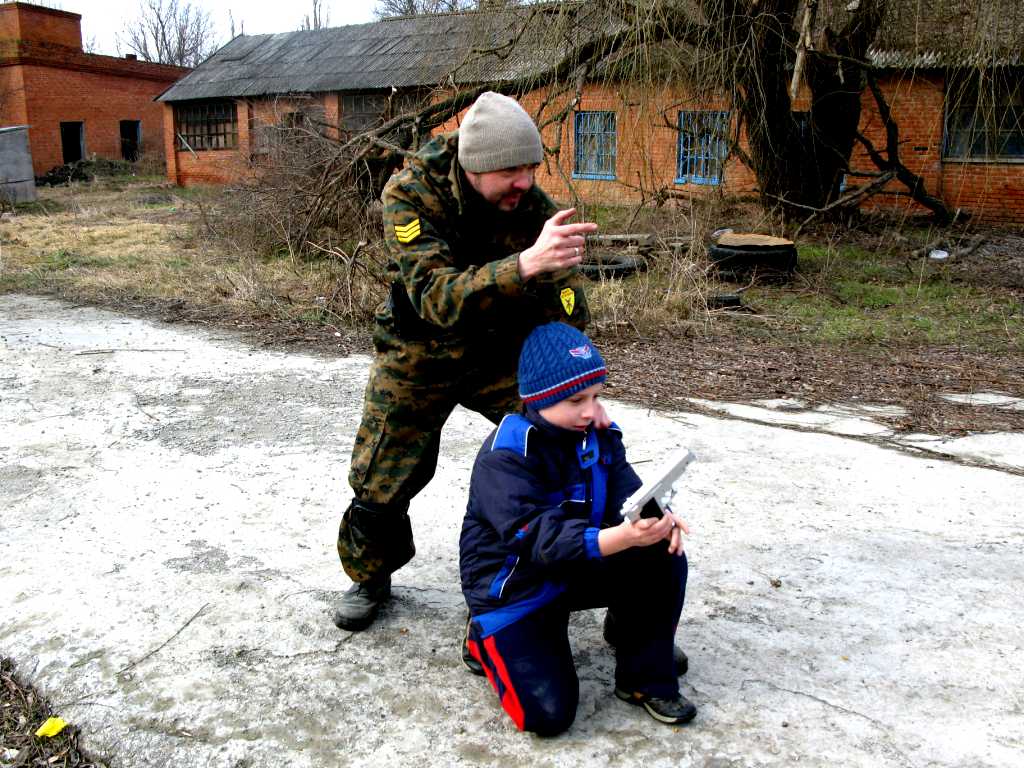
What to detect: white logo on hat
<box><xmin>568</xmin><ymin>345</ymin><xmax>592</xmax><ymax>359</ymax></box>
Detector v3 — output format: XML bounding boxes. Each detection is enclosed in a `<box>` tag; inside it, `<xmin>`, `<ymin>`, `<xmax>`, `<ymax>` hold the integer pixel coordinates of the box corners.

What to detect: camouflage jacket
<box><xmin>379</xmin><ymin>132</ymin><xmax>589</xmax><ymax>347</ymax></box>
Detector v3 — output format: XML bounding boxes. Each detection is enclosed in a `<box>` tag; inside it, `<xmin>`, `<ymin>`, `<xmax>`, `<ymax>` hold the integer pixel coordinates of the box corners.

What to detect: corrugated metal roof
<box><xmin>868</xmin><ymin>48</ymin><xmax>1023</xmax><ymax>69</ymax></box>
<box><xmin>842</xmin><ymin>0</ymin><xmax>1024</xmax><ymax>69</ymax></box>
<box><xmin>159</xmin><ymin>4</ymin><xmax>610</xmax><ymax>102</ymax></box>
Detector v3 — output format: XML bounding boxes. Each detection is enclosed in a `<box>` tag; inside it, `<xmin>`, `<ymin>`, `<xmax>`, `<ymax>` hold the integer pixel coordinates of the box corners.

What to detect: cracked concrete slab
<box><xmin>688</xmin><ymin>398</ymin><xmax>900</xmax><ymax>438</ymax></box>
<box><xmin>940</xmin><ymin>392</ymin><xmax>1024</xmax><ymax>411</ymax></box>
<box><xmin>899</xmin><ymin>432</ymin><xmax>1024</xmax><ymax>472</ymax></box>
<box><xmin>688</xmin><ymin>397</ymin><xmax>1024</xmax><ymax>473</ymax></box>
<box><xmin>2</xmin><ymin>295</ymin><xmax>1023</xmax><ymax>768</ymax></box>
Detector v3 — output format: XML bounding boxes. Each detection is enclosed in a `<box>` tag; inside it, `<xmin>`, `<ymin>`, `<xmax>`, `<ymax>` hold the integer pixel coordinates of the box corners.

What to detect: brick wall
<box><xmin>850</xmin><ymin>71</ymin><xmax>1024</xmax><ymax>224</ymax></box>
<box><xmin>13</xmin><ymin>63</ymin><xmax>177</xmax><ymax>174</ymax></box>
<box><xmin>0</xmin><ymin>63</ymin><xmax>27</xmax><ymax>124</ymax></box>
<box><xmin>164</xmin><ymin>100</ymin><xmax>252</xmax><ymax>186</ymax></box>
<box><xmin>0</xmin><ymin>2</ymin><xmax>188</xmax><ymax>176</ymax></box>
<box><xmin>167</xmin><ymin>94</ymin><xmax>341</xmax><ymax>186</ymax></box>
<box><xmin>852</xmin><ymin>71</ymin><xmax>946</xmax><ymax>218</ymax></box>
<box><xmin>942</xmin><ymin>162</ymin><xmax>1024</xmax><ymax>223</ymax></box>
<box><xmin>436</xmin><ymin>83</ymin><xmax>758</xmax><ymax>208</ymax></box>
<box><xmin>166</xmin><ymin>74</ymin><xmax>1024</xmax><ymax>223</ymax></box>
<box><xmin>0</xmin><ymin>3</ymin><xmax>82</xmax><ymax>51</ymax></box>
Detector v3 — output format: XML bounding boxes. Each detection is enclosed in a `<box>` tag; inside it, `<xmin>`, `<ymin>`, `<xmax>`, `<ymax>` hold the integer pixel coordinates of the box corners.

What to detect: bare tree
<box><xmin>373</xmin><ymin>0</ymin><xmax>474</xmax><ymax>20</ymax></box>
<box><xmin>228</xmin><ymin>11</ymin><xmax>244</xmax><ymax>39</ymax></box>
<box><xmin>300</xmin><ymin>0</ymin><xmax>331</xmax><ymax>31</ymax></box>
<box><xmin>119</xmin><ymin>0</ymin><xmax>218</xmax><ymax>68</ymax></box>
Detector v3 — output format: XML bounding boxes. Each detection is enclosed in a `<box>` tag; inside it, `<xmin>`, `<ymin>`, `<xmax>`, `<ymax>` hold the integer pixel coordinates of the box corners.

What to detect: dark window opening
<box><xmin>676</xmin><ymin>110</ymin><xmax>729</xmax><ymax>185</ymax></box>
<box><xmin>174</xmin><ymin>101</ymin><xmax>238</xmax><ymax>151</ymax></box>
<box><xmin>282</xmin><ymin>111</ymin><xmax>308</xmax><ymax>130</ymax></box>
<box><xmin>341</xmin><ymin>91</ymin><xmax>422</xmax><ymax>136</ymax></box>
<box><xmin>944</xmin><ymin>68</ymin><xmax>1024</xmax><ymax>160</ymax></box>
<box><xmin>60</xmin><ymin>121</ymin><xmax>84</xmax><ymax>164</ymax></box>
<box><xmin>342</xmin><ymin>93</ymin><xmax>388</xmax><ymax>134</ymax></box>
<box><xmin>573</xmin><ymin>111</ymin><xmax>617</xmax><ymax>180</ymax></box>
<box><xmin>120</xmin><ymin>120</ymin><xmax>141</xmax><ymax>161</ymax></box>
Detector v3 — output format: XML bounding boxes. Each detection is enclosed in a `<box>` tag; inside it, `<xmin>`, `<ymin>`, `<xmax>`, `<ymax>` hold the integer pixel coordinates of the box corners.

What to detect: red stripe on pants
<box><xmin>483</xmin><ymin>635</ymin><xmax>526</xmax><ymax>731</ymax></box>
<box><xmin>468</xmin><ymin>638</ymin><xmax>499</xmax><ymax>690</ymax></box>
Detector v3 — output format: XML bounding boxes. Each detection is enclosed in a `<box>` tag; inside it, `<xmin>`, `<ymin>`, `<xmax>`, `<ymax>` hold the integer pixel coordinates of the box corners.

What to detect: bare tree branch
<box><xmin>119</xmin><ymin>0</ymin><xmax>217</xmax><ymax>68</ymax></box>
<box><xmin>300</xmin><ymin>0</ymin><xmax>331</xmax><ymax>31</ymax></box>
<box><xmin>858</xmin><ymin>70</ymin><xmax>953</xmax><ymax>224</ymax></box>
<box><xmin>373</xmin><ymin>0</ymin><xmax>474</xmax><ymax>20</ymax></box>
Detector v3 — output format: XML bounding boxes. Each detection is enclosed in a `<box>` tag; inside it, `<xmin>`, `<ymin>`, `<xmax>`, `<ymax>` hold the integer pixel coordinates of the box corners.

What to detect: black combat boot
<box><xmin>333</xmin><ymin>575</ymin><xmax>391</xmax><ymax>632</ymax></box>
<box><xmin>603</xmin><ymin>611</ymin><xmax>689</xmax><ymax>677</ymax></box>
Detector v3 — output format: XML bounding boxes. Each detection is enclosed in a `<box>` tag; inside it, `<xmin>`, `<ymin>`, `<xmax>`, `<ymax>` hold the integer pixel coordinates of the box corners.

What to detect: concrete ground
<box><xmin>1</xmin><ymin>294</ymin><xmax>1022</xmax><ymax>768</ymax></box>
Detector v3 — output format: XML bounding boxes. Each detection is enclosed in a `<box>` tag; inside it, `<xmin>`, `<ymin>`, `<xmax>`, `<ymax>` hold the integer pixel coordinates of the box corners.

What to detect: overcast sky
<box><xmin>60</xmin><ymin>0</ymin><xmax>378</xmax><ymax>56</ymax></box>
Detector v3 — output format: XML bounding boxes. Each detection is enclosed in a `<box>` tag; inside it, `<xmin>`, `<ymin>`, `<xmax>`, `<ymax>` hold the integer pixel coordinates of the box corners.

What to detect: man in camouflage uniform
<box><xmin>335</xmin><ymin>91</ymin><xmax>601</xmax><ymax>631</ymax></box>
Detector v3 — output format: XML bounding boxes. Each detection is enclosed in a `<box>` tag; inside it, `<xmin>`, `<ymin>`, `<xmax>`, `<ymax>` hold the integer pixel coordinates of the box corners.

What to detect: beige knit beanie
<box><xmin>457</xmin><ymin>91</ymin><xmax>544</xmax><ymax>173</ymax></box>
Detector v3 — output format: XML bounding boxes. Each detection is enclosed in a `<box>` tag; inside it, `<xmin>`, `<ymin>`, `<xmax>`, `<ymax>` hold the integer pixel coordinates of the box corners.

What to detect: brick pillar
<box><xmin>237</xmin><ymin>99</ymin><xmax>252</xmax><ymax>159</ymax></box>
<box><xmin>323</xmin><ymin>92</ymin><xmax>340</xmax><ymax>140</ymax></box>
<box><xmin>162</xmin><ymin>103</ymin><xmax>179</xmax><ymax>184</ymax></box>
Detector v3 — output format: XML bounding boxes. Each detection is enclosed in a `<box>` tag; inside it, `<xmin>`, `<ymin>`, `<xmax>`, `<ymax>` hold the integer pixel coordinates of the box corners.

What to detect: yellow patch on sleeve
<box><xmin>394</xmin><ymin>218</ymin><xmax>421</xmax><ymax>244</ymax></box>
<box><xmin>560</xmin><ymin>287</ymin><xmax>575</xmax><ymax>315</ymax></box>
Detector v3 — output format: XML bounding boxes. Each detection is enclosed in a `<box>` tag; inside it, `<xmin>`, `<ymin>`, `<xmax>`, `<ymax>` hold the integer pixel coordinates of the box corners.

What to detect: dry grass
<box><xmin>0</xmin><ymin>178</ymin><xmax>378</xmax><ymax>352</ymax></box>
<box><xmin>585</xmin><ymin>253</ymin><xmax>714</xmax><ymax>337</ymax></box>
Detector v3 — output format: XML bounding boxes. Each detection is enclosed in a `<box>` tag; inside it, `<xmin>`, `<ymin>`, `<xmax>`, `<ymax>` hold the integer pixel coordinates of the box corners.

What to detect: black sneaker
<box><xmin>614</xmin><ymin>688</ymin><xmax>697</xmax><ymax>725</ymax></box>
<box><xmin>332</xmin><ymin>575</ymin><xmax>391</xmax><ymax>631</ymax></box>
<box><xmin>603</xmin><ymin>611</ymin><xmax>689</xmax><ymax>676</ymax></box>
<box><xmin>461</xmin><ymin>618</ymin><xmax>485</xmax><ymax>677</ymax></box>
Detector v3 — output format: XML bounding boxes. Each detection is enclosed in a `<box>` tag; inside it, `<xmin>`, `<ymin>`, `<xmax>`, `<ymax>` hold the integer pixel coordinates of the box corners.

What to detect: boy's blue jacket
<box><xmin>459</xmin><ymin>408</ymin><xmax>642</xmax><ymax>637</ymax></box>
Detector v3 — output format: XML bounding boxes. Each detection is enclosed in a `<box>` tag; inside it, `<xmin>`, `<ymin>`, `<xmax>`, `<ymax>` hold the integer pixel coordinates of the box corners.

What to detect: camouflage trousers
<box><xmin>338</xmin><ymin>326</ymin><xmax>522</xmax><ymax>582</ymax></box>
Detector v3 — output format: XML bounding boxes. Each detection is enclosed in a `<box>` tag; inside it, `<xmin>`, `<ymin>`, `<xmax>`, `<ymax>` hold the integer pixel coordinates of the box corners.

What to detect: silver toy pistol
<box><xmin>620</xmin><ymin>448</ymin><xmax>695</xmax><ymax>523</ymax></box>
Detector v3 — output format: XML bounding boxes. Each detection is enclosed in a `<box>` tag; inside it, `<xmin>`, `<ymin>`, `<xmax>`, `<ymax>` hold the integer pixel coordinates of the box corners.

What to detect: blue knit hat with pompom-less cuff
<box><xmin>518</xmin><ymin>322</ymin><xmax>607</xmax><ymax>410</ymax></box>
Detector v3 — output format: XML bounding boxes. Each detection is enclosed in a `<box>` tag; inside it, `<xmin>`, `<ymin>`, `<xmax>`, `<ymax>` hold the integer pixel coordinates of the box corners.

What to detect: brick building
<box><xmin>158</xmin><ymin>2</ymin><xmax>1024</xmax><ymax>223</ymax></box>
<box><xmin>0</xmin><ymin>2</ymin><xmax>189</xmax><ymax>176</ymax></box>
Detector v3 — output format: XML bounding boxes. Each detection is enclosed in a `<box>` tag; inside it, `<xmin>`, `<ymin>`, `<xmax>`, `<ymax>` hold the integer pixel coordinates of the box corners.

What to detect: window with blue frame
<box><xmin>676</xmin><ymin>110</ymin><xmax>729</xmax><ymax>185</ymax></box>
<box><xmin>944</xmin><ymin>68</ymin><xmax>1023</xmax><ymax>160</ymax></box>
<box><xmin>573</xmin><ymin>111</ymin><xmax>617</xmax><ymax>180</ymax></box>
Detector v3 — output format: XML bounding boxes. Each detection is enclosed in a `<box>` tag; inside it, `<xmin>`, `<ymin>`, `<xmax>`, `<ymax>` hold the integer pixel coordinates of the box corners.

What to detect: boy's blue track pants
<box><xmin>466</xmin><ymin>545</ymin><xmax>687</xmax><ymax>736</ymax></box>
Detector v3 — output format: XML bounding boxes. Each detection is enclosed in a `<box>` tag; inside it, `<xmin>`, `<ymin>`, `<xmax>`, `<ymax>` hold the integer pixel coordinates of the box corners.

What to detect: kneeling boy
<box><xmin>459</xmin><ymin>322</ymin><xmax>695</xmax><ymax>736</ymax></box>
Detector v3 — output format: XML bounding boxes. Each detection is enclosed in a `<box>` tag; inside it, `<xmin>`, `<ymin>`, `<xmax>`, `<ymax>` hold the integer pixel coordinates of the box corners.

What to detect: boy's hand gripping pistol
<box><xmin>619</xmin><ymin>448</ymin><xmax>695</xmax><ymax>523</ymax></box>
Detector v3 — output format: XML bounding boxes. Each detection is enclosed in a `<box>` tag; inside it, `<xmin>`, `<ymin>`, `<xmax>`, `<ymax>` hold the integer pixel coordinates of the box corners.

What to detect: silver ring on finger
<box><xmin>574</xmin><ymin>246</ymin><xmax>580</xmax><ymax>258</ymax></box>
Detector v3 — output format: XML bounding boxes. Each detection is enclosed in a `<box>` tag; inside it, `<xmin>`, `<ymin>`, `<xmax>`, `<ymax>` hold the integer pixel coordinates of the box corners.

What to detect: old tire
<box><xmin>707</xmin><ymin>241</ymin><xmax>797</xmax><ymax>282</ymax></box>
<box><xmin>707</xmin><ymin>293</ymin><xmax>745</xmax><ymax>310</ymax></box>
<box><xmin>579</xmin><ymin>253</ymin><xmax>646</xmax><ymax>280</ymax></box>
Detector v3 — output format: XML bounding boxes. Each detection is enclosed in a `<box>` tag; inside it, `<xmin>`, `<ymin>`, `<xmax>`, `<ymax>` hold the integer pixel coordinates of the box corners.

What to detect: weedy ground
<box><xmin>1</xmin><ymin>175</ymin><xmax>1022</xmax><ymax>435</ymax></box>
<box><xmin>1</xmin><ymin>658</ymin><xmax>108</xmax><ymax>768</ymax></box>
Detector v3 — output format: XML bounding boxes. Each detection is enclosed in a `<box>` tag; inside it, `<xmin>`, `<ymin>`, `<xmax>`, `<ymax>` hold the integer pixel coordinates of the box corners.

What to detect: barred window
<box><xmin>676</xmin><ymin>110</ymin><xmax>729</xmax><ymax>185</ymax></box>
<box><xmin>573</xmin><ymin>111</ymin><xmax>616</xmax><ymax>180</ymax></box>
<box><xmin>944</xmin><ymin>69</ymin><xmax>1024</xmax><ymax>160</ymax></box>
<box><xmin>342</xmin><ymin>93</ymin><xmax>389</xmax><ymax>134</ymax></box>
<box><xmin>341</xmin><ymin>91</ymin><xmax>424</xmax><ymax>136</ymax></box>
<box><xmin>174</xmin><ymin>101</ymin><xmax>238</xmax><ymax>151</ymax></box>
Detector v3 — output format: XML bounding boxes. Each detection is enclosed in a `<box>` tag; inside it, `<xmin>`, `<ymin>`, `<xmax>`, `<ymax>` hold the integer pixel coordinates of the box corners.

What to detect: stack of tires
<box><xmin>707</xmin><ymin>231</ymin><xmax>797</xmax><ymax>282</ymax></box>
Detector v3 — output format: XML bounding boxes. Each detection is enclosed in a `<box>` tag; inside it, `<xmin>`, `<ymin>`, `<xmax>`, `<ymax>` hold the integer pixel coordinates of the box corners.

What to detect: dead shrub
<box><xmin>199</xmin><ymin>111</ymin><xmax>393</xmax><ymax>328</ymax></box>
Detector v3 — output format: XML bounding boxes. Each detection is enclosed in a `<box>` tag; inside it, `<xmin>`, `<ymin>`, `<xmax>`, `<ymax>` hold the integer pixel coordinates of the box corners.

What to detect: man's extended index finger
<box><xmin>549</xmin><ymin>208</ymin><xmax>577</xmax><ymax>225</ymax></box>
<box><xmin>554</xmin><ymin>222</ymin><xmax>599</xmax><ymax>236</ymax></box>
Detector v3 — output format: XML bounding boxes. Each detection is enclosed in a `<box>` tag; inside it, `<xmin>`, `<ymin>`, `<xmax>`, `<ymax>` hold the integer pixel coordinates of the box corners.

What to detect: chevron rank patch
<box><xmin>394</xmin><ymin>218</ymin><xmax>421</xmax><ymax>244</ymax></box>
<box><xmin>560</xmin><ymin>287</ymin><xmax>575</xmax><ymax>315</ymax></box>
